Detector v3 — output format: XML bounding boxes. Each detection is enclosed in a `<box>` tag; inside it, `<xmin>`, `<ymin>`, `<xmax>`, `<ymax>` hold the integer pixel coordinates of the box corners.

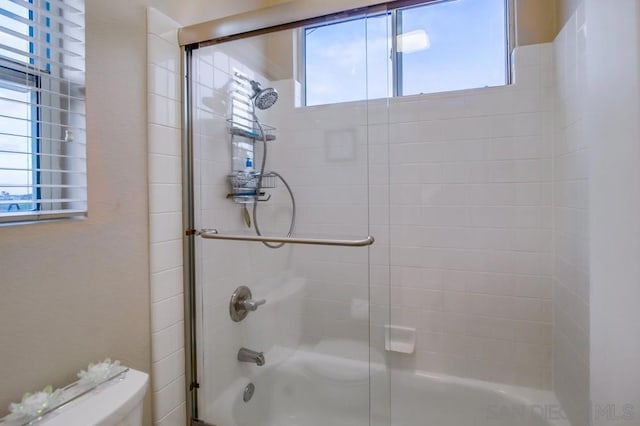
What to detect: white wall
<box><xmin>552</xmin><ymin>3</ymin><xmax>590</xmax><ymax>424</ymax></box>
<box><xmin>587</xmin><ymin>0</ymin><xmax>640</xmax><ymax>424</ymax></box>
<box><xmin>150</xmin><ymin>0</ymin><xmax>267</xmax><ymax>26</ymax></box>
<box><xmin>147</xmin><ymin>9</ymin><xmax>186</xmax><ymax>426</ymax></box>
<box><xmin>557</xmin><ymin>0</ymin><xmax>582</xmax><ymax>32</ymax></box>
<box><xmin>0</xmin><ymin>0</ymin><xmax>152</xmax><ymax>423</ymax></box>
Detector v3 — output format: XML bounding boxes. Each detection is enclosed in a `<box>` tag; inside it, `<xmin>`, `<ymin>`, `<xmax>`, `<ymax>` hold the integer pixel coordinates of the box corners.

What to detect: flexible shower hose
<box><xmin>253</xmin><ymin>117</ymin><xmax>296</xmax><ymax>249</ymax></box>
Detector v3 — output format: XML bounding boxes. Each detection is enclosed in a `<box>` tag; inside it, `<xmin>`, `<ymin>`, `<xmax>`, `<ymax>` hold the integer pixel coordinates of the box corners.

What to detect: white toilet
<box><xmin>37</xmin><ymin>368</ymin><xmax>149</xmax><ymax>426</ymax></box>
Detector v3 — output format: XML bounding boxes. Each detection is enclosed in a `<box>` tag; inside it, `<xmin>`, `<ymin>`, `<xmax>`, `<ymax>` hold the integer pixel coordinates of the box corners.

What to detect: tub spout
<box><xmin>237</xmin><ymin>347</ymin><xmax>265</xmax><ymax>366</ymax></box>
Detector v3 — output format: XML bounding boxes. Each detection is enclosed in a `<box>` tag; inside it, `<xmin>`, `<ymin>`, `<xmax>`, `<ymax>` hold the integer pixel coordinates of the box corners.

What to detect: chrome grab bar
<box><xmin>198</xmin><ymin>229</ymin><xmax>375</xmax><ymax>247</ymax></box>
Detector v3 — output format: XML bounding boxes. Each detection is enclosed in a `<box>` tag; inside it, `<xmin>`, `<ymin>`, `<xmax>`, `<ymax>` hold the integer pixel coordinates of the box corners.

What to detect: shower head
<box><xmin>236</xmin><ymin>73</ymin><xmax>279</xmax><ymax>110</ymax></box>
<box><xmin>253</xmin><ymin>86</ymin><xmax>278</xmax><ymax>110</ymax></box>
<box><xmin>247</xmin><ymin>79</ymin><xmax>278</xmax><ymax>110</ymax></box>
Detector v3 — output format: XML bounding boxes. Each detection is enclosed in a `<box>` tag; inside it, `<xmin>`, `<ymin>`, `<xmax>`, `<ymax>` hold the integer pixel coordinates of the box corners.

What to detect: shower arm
<box><xmin>197</xmin><ymin>229</ymin><xmax>375</xmax><ymax>247</ymax></box>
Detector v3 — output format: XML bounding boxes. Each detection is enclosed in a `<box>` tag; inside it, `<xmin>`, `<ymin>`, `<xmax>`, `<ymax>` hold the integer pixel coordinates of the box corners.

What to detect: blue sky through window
<box><xmin>305</xmin><ymin>13</ymin><xmax>391</xmax><ymax>106</ymax></box>
<box><xmin>0</xmin><ymin>0</ymin><xmax>36</xmax><ymax>211</ymax></box>
<box><xmin>305</xmin><ymin>0</ymin><xmax>507</xmax><ymax>106</ymax></box>
<box><xmin>399</xmin><ymin>0</ymin><xmax>506</xmax><ymax>95</ymax></box>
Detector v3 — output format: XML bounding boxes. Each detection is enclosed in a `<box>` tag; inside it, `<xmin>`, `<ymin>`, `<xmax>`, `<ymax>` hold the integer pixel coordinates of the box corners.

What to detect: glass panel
<box><xmin>305</xmin><ymin>13</ymin><xmax>391</xmax><ymax>106</ymax></box>
<box><xmin>0</xmin><ymin>81</ymin><xmax>36</xmax><ymax>212</ymax></box>
<box><xmin>191</xmin><ymin>20</ymin><xmax>384</xmax><ymax>425</ymax></box>
<box><xmin>397</xmin><ymin>0</ymin><xmax>507</xmax><ymax>96</ymax></box>
<box><xmin>366</xmin><ymin>12</ymin><xmax>392</xmax><ymax>426</ymax></box>
<box><xmin>0</xmin><ymin>0</ymin><xmax>31</xmax><ymax>63</ymax></box>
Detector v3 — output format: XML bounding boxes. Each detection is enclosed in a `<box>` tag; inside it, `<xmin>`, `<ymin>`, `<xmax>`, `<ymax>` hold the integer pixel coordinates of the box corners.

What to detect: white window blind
<box><xmin>0</xmin><ymin>0</ymin><xmax>86</xmax><ymax>223</ymax></box>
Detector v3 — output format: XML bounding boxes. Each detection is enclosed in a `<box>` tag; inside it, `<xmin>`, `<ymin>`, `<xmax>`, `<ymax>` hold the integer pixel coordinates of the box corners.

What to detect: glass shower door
<box><xmin>188</xmin><ymin>15</ymin><xmax>389</xmax><ymax>425</ymax></box>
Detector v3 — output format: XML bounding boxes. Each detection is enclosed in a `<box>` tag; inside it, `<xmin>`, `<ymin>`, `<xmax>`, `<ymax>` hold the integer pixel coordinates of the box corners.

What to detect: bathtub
<box><xmin>386</xmin><ymin>370</ymin><xmax>571</xmax><ymax>426</ymax></box>
<box><xmin>206</xmin><ymin>345</ymin><xmax>570</xmax><ymax>426</ymax></box>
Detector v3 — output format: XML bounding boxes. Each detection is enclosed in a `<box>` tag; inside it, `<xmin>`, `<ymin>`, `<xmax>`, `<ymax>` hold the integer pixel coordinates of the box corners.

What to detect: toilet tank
<box><xmin>38</xmin><ymin>368</ymin><xmax>149</xmax><ymax>426</ymax></box>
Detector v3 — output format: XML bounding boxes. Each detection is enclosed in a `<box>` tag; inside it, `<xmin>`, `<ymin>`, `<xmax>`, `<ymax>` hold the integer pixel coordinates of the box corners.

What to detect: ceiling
<box><xmin>148</xmin><ymin>0</ymin><xmax>293</xmax><ymax>26</ymax></box>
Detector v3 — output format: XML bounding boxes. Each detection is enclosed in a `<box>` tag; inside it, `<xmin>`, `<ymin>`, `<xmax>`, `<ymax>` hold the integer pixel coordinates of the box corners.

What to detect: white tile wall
<box><xmin>377</xmin><ymin>44</ymin><xmax>554</xmax><ymax>389</ymax></box>
<box><xmin>268</xmin><ymin>94</ymin><xmax>373</xmax><ymax>400</ymax></box>
<box><xmin>147</xmin><ymin>8</ymin><xmax>186</xmax><ymax>426</ymax></box>
<box><xmin>553</xmin><ymin>3</ymin><xmax>590</xmax><ymax>425</ymax></box>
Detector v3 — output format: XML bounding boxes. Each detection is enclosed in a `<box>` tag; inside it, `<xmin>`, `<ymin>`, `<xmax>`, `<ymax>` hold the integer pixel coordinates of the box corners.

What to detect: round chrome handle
<box><xmin>230</xmin><ymin>286</ymin><xmax>266</xmax><ymax>322</ymax></box>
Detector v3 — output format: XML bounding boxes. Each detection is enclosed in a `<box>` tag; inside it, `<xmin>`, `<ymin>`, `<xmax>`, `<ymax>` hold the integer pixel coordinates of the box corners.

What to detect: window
<box><xmin>0</xmin><ymin>62</ymin><xmax>38</xmax><ymax>213</ymax></box>
<box><xmin>0</xmin><ymin>0</ymin><xmax>86</xmax><ymax>223</ymax></box>
<box><xmin>304</xmin><ymin>0</ymin><xmax>508</xmax><ymax>106</ymax></box>
<box><xmin>304</xmin><ymin>13</ymin><xmax>391</xmax><ymax>106</ymax></box>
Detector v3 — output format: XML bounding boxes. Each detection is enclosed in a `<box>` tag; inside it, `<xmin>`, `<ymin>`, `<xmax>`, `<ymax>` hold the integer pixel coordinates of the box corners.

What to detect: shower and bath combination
<box><xmin>177</xmin><ymin>0</ymin><xmax>621</xmax><ymax>424</ymax></box>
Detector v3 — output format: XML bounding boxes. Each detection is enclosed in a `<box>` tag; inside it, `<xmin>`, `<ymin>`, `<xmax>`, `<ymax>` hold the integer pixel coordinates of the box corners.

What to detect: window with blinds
<box><xmin>0</xmin><ymin>0</ymin><xmax>85</xmax><ymax>223</ymax></box>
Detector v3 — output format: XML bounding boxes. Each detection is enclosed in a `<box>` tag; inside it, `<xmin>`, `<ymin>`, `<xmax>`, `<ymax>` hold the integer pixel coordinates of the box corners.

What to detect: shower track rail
<box><xmin>197</xmin><ymin>229</ymin><xmax>375</xmax><ymax>247</ymax></box>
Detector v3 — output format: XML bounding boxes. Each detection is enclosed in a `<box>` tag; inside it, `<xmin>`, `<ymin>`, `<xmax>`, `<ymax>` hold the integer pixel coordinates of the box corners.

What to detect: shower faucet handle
<box><xmin>242</xmin><ymin>298</ymin><xmax>266</xmax><ymax>311</ymax></box>
<box><xmin>230</xmin><ymin>286</ymin><xmax>266</xmax><ymax>322</ymax></box>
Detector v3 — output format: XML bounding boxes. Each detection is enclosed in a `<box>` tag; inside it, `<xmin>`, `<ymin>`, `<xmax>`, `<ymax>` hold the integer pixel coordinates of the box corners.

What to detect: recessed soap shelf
<box><xmin>385</xmin><ymin>325</ymin><xmax>416</xmax><ymax>354</ymax></box>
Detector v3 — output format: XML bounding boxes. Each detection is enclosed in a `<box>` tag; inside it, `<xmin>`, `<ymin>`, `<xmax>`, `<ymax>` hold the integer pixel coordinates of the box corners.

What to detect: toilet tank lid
<box><xmin>38</xmin><ymin>368</ymin><xmax>149</xmax><ymax>426</ymax></box>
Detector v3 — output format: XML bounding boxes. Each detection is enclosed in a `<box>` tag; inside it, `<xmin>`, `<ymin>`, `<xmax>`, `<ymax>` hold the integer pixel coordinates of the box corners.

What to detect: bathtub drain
<box><xmin>243</xmin><ymin>383</ymin><xmax>255</xmax><ymax>402</ymax></box>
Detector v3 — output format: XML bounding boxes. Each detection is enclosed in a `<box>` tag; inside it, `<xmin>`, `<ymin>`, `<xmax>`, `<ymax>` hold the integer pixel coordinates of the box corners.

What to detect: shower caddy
<box><xmin>226</xmin><ymin>118</ymin><xmax>277</xmax><ymax>204</ymax></box>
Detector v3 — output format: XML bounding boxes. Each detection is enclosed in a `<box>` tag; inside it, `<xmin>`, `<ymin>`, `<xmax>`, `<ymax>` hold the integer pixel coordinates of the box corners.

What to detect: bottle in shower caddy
<box><xmin>244</xmin><ymin>156</ymin><xmax>257</xmax><ymax>193</ymax></box>
<box><xmin>245</xmin><ymin>156</ymin><xmax>254</xmax><ymax>173</ymax></box>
